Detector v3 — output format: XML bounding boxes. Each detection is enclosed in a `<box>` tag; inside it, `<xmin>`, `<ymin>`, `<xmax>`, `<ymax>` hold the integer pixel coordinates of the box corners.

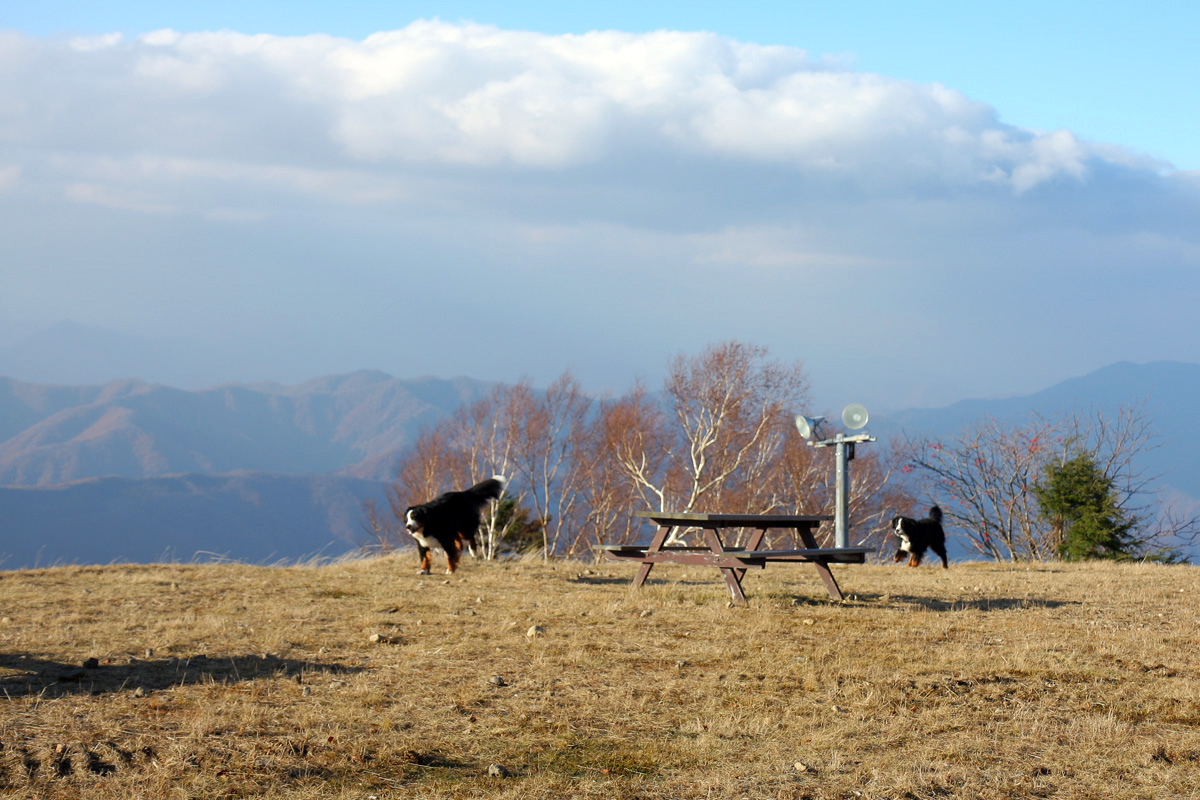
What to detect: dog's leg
<box><xmin>933</xmin><ymin>543</ymin><xmax>949</xmax><ymax>569</ymax></box>
<box><xmin>446</xmin><ymin>545</ymin><xmax>460</xmax><ymax>574</ymax></box>
<box><xmin>418</xmin><ymin>546</ymin><xmax>432</xmax><ymax>575</ymax></box>
<box><xmin>457</xmin><ymin>532</ymin><xmax>479</xmax><ymax>559</ymax></box>
<box><xmin>908</xmin><ymin>553</ymin><xmax>921</xmax><ymax>567</ymax></box>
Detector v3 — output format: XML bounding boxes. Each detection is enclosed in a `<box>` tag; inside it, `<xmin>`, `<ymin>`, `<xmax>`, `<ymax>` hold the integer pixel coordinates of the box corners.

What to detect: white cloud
<box><xmin>3</xmin><ymin>21</ymin><xmax>1160</xmax><ymax>205</ymax></box>
<box><xmin>68</xmin><ymin>32</ymin><xmax>124</xmax><ymax>52</ymax></box>
<box><xmin>64</xmin><ymin>182</ymin><xmax>174</xmax><ymax>214</ymax></box>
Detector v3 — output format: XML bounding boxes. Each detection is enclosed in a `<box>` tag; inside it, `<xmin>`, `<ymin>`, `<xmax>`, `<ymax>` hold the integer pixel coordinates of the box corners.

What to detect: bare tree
<box><xmin>903</xmin><ymin>417</ymin><xmax>1056</xmax><ymax>560</ymax></box>
<box><xmin>508</xmin><ymin>373</ymin><xmax>593</xmax><ymax>559</ymax></box>
<box><xmin>360</xmin><ymin>497</ymin><xmax>398</xmax><ymax>553</ymax></box>
<box><xmin>664</xmin><ymin>341</ymin><xmax>808</xmax><ymax>516</ymax></box>
<box><xmin>1060</xmin><ymin>403</ymin><xmax>1199</xmax><ymax>557</ymax></box>
<box><xmin>600</xmin><ymin>381</ymin><xmax>675</xmax><ymax>518</ymax></box>
<box><xmin>576</xmin><ymin>388</ymin><xmax>661</xmax><ymax>552</ymax></box>
<box><xmin>603</xmin><ymin>341</ymin><xmax>810</xmax><ymax>545</ymax></box>
<box><xmin>442</xmin><ymin>386</ymin><xmax>526</xmax><ymax>560</ymax></box>
<box><xmin>903</xmin><ymin>404</ymin><xmax>1199</xmax><ymax>561</ymax></box>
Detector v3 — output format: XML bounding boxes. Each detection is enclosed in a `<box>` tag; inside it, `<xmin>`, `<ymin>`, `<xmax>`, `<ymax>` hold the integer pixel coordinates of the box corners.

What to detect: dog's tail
<box><xmin>928</xmin><ymin>505</ymin><xmax>943</xmax><ymax>523</ymax></box>
<box><xmin>467</xmin><ymin>475</ymin><xmax>507</xmax><ymax>505</ymax></box>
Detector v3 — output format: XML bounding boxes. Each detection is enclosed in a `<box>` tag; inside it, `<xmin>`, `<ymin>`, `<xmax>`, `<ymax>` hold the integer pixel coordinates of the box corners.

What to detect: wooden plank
<box><xmin>747</xmin><ymin>547</ymin><xmax>871</xmax><ymax>555</ymax></box>
<box><xmin>750</xmin><ymin>548</ymin><xmax>870</xmax><ymax>562</ymax></box>
<box><xmin>602</xmin><ymin>547</ymin><xmax>869</xmax><ymax>561</ymax></box>
<box><xmin>633</xmin><ymin>511</ymin><xmax>833</xmax><ymax>526</ymax></box>
<box><xmin>597</xmin><ymin>545</ymin><xmax>714</xmax><ymax>552</ymax></box>
<box><xmin>603</xmin><ymin>550</ymin><xmax>768</xmax><ymax>569</ymax></box>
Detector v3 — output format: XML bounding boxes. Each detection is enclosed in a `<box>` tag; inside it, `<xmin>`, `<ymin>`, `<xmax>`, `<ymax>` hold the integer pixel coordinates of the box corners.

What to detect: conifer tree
<box><xmin>1034</xmin><ymin>451</ymin><xmax>1134</xmax><ymax>560</ymax></box>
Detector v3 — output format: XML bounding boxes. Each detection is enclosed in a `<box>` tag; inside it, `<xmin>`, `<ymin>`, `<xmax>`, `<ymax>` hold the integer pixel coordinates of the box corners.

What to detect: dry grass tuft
<box><xmin>1</xmin><ymin>555</ymin><xmax>1198</xmax><ymax>798</ymax></box>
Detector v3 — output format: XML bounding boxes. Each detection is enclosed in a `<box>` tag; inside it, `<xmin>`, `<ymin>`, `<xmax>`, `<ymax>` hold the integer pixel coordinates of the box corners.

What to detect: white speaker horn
<box><xmin>794</xmin><ymin>414</ymin><xmax>825</xmax><ymax>439</ymax></box>
<box><xmin>841</xmin><ymin>403</ymin><xmax>870</xmax><ymax>430</ymax></box>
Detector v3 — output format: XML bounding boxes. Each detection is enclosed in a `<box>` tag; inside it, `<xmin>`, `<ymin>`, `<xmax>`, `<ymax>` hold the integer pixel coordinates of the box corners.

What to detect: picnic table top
<box><xmin>633</xmin><ymin>510</ymin><xmax>834</xmax><ymax>526</ymax></box>
<box><xmin>599</xmin><ymin>544</ymin><xmax>871</xmax><ymax>559</ymax></box>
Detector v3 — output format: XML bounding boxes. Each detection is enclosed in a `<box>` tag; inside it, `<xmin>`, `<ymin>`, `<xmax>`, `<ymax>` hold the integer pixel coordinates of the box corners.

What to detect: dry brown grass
<box><xmin>1</xmin><ymin>554</ymin><xmax>1198</xmax><ymax>799</ymax></box>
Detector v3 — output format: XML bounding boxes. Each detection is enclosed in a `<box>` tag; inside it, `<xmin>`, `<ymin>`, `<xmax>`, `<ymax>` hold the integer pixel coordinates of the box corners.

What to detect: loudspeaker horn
<box><xmin>841</xmin><ymin>403</ymin><xmax>870</xmax><ymax>430</ymax></box>
<box><xmin>794</xmin><ymin>414</ymin><xmax>826</xmax><ymax>439</ymax></box>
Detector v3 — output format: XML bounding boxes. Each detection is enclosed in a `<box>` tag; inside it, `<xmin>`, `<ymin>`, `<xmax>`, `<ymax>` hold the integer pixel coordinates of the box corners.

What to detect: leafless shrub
<box><xmin>902</xmin><ymin>403</ymin><xmax>1199</xmax><ymax>560</ymax></box>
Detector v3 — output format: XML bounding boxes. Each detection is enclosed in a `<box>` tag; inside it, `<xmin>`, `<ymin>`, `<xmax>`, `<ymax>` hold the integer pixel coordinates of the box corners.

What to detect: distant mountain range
<box><xmin>2</xmin><ymin>360</ymin><xmax>1199</xmax><ymax>567</ymax></box>
<box><xmin>0</xmin><ymin>370</ymin><xmax>494</xmax><ymax>485</ymax></box>
<box><xmin>872</xmin><ymin>360</ymin><xmax>1200</xmax><ymax>502</ymax></box>
<box><xmin>868</xmin><ymin>360</ymin><xmax>1200</xmax><ymax>560</ymax></box>
<box><xmin>0</xmin><ymin>370</ymin><xmax>493</xmax><ymax>569</ymax></box>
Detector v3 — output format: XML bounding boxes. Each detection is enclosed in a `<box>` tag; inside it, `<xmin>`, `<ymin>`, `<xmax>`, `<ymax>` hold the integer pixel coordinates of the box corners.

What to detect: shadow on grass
<box><xmin>569</xmin><ymin>574</ymin><xmax>634</xmax><ymax>586</ymax></box>
<box><xmin>403</xmin><ymin>750</ymin><xmax>473</xmax><ymax>771</ymax></box>
<box><xmin>855</xmin><ymin>594</ymin><xmax>1082</xmax><ymax>612</ymax></box>
<box><xmin>0</xmin><ymin>652</ymin><xmax>364</xmax><ymax>699</ymax></box>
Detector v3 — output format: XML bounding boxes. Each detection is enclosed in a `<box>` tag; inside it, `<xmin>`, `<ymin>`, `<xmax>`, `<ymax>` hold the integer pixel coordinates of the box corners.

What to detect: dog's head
<box><xmin>404</xmin><ymin>506</ymin><xmax>425</xmax><ymax>535</ymax></box>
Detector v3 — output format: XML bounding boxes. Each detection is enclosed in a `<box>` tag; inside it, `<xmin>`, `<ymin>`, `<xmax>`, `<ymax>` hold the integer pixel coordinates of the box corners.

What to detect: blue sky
<box><xmin>2</xmin><ymin>1</ymin><xmax>1199</xmax><ymax>412</ymax></box>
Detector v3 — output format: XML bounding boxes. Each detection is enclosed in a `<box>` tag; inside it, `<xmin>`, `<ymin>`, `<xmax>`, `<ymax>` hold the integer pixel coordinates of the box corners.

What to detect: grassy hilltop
<box><xmin>1</xmin><ymin>556</ymin><xmax>1198</xmax><ymax>799</ymax></box>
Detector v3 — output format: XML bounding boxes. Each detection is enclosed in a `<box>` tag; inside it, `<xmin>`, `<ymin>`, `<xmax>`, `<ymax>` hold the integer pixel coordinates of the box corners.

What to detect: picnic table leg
<box><xmin>798</xmin><ymin>525</ymin><xmax>846</xmax><ymax>601</ymax></box>
<box><xmin>717</xmin><ymin>561</ymin><xmax>749</xmax><ymax>605</ymax></box>
<box><xmin>722</xmin><ymin>571</ymin><xmax>748</xmax><ymax>604</ymax></box>
<box><xmin>732</xmin><ymin>527</ymin><xmax>768</xmax><ymax>584</ymax></box>
<box><xmin>810</xmin><ymin>558</ymin><xmax>845</xmax><ymax>602</ymax></box>
<box><xmin>632</xmin><ymin>523</ymin><xmax>672</xmax><ymax>589</ymax></box>
<box><xmin>703</xmin><ymin>528</ymin><xmax>749</xmax><ymax>605</ymax></box>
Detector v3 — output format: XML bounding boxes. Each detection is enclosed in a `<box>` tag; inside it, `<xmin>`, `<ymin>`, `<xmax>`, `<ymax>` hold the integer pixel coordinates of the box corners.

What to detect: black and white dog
<box><xmin>404</xmin><ymin>475</ymin><xmax>506</xmax><ymax>574</ymax></box>
<box><xmin>892</xmin><ymin>505</ymin><xmax>949</xmax><ymax>568</ymax></box>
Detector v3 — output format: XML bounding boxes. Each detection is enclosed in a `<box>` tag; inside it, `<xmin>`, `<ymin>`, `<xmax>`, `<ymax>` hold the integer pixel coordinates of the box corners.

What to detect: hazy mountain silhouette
<box><xmin>872</xmin><ymin>361</ymin><xmax>1200</xmax><ymax>500</ymax></box>
<box><xmin>0</xmin><ymin>371</ymin><xmax>493</xmax><ymax>486</ymax></box>
<box><xmin>3</xmin><ymin>360</ymin><xmax>1198</xmax><ymax>567</ymax></box>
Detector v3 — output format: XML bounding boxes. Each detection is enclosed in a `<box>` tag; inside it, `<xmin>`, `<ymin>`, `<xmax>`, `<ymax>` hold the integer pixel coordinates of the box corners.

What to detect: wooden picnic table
<box><xmin>601</xmin><ymin>511</ymin><xmax>871</xmax><ymax>604</ymax></box>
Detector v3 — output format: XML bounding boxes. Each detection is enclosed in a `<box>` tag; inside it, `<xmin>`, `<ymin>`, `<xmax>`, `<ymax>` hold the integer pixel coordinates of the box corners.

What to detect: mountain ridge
<box><xmin>0</xmin><ymin>370</ymin><xmax>495</xmax><ymax>486</ymax></box>
<box><xmin>3</xmin><ymin>360</ymin><xmax>1199</xmax><ymax>567</ymax></box>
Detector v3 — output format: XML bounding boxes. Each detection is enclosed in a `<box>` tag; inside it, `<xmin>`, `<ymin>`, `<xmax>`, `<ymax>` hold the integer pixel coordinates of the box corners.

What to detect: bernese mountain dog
<box><xmin>892</xmin><ymin>505</ymin><xmax>949</xmax><ymax>568</ymax></box>
<box><xmin>404</xmin><ymin>475</ymin><xmax>507</xmax><ymax>574</ymax></box>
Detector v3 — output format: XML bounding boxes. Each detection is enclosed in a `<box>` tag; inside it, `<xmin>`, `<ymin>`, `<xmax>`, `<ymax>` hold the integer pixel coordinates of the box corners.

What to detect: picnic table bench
<box><xmin>601</xmin><ymin>511</ymin><xmax>871</xmax><ymax>604</ymax></box>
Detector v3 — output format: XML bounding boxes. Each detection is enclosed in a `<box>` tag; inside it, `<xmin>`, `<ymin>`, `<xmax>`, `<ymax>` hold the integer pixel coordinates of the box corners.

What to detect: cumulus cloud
<box><xmin>1</xmin><ymin>20</ymin><xmax>1164</xmax><ymax>215</ymax></box>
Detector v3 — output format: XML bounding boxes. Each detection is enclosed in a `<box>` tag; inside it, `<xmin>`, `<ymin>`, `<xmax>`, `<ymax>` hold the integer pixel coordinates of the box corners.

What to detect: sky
<box><xmin>2</xmin><ymin>1</ymin><xmax>1199</xmax><ymax>412</ymax></box>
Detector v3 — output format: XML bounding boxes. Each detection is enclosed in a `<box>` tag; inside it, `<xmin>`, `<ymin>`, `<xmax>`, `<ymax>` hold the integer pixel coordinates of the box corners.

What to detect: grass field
<box><xmin>1</xmin><ymin>553</ymin><xmax>1198</xmax><ymax>799</ymax></box>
